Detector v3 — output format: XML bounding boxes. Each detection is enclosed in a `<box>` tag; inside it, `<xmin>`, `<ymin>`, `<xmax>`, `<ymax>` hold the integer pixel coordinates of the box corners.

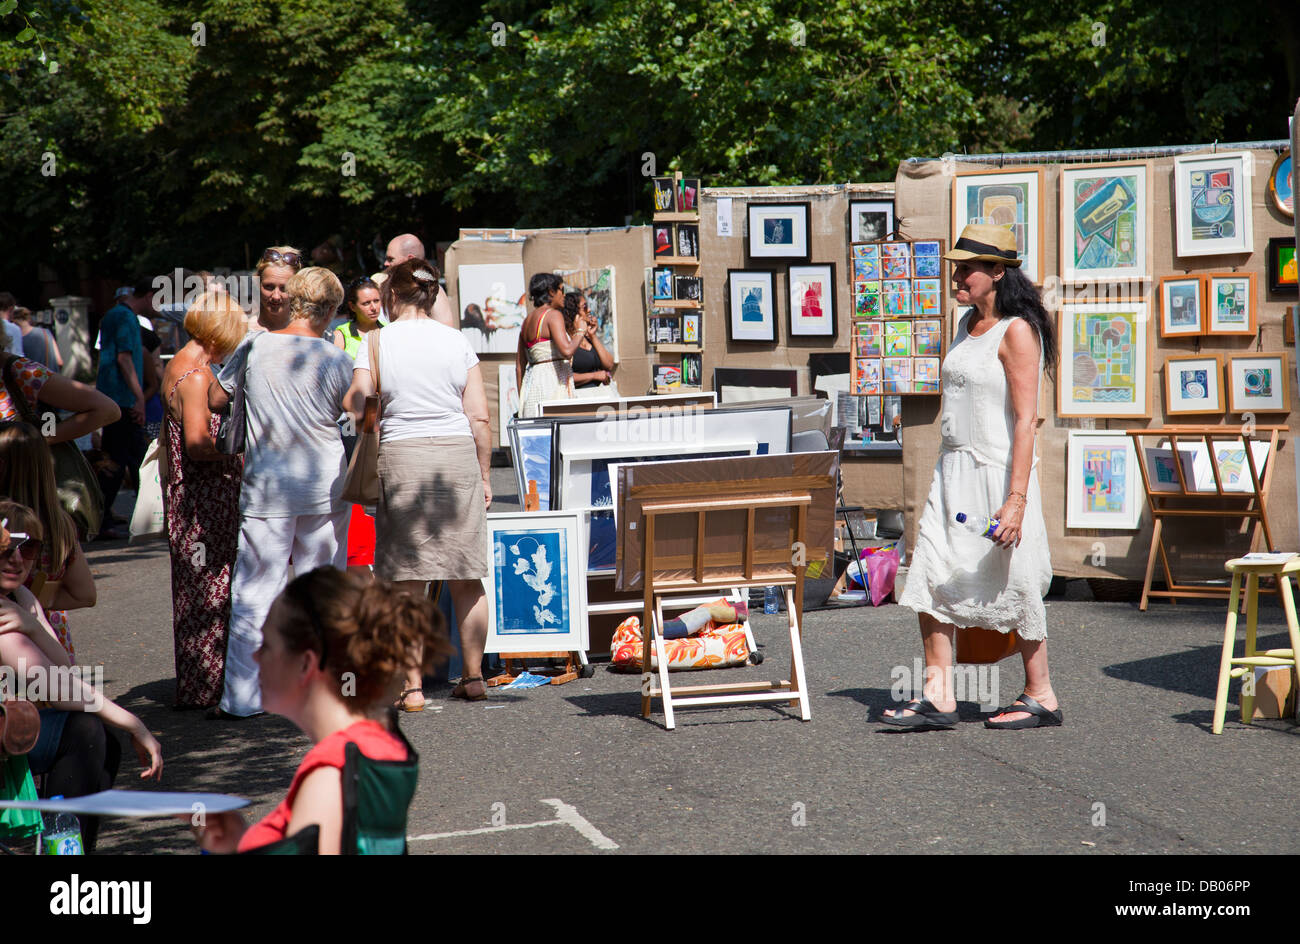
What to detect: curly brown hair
<box><xmin>278</xmin><ymin>568</ymin><xmax>451</xmax><ymax>706</ymax></box>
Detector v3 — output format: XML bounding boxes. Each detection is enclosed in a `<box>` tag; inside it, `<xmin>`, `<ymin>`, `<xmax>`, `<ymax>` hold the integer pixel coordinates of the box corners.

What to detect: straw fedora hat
<box><xmin>943</xmin><ymin>223</ymin><xmax>1021</xmax><ymax>267</ymax></box>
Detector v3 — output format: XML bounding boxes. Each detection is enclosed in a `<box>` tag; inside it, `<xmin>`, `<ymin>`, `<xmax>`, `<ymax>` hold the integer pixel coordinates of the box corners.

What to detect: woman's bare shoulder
<box><xmin>1000</xmin><ymin>316</ymin><xmax>1041</xmax><ymax>353</ymax></box>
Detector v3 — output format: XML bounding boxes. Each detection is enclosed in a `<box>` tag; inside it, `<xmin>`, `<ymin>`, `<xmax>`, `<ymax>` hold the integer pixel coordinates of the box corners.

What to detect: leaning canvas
<box><xmin>485</xmin><ymin>511</ymin><xmax>588</xmax><ymax>655</ymax></box>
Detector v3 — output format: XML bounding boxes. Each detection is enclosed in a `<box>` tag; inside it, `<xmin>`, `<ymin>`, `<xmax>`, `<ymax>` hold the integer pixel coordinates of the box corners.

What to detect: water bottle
<box><xmin>954</xmin><ymin>512</ymin><xmax>999</xmax><ymax>541</ymax></box>
<box><xmin>763</xmin><ymin>586</ymin><xmax>781</xmax><ymax>614</ymax></box>
<box><xmin>37</xmin><ymin>799</ymin><xmax>84</xmax><ymax>856</ymax></box>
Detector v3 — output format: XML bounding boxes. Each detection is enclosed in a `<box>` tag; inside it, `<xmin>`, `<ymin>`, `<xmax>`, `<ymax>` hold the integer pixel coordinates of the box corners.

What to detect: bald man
<box><xmin>382</xmin><ymin>233</ymin><xmax>454</xmax><ymax>328</ymax></box>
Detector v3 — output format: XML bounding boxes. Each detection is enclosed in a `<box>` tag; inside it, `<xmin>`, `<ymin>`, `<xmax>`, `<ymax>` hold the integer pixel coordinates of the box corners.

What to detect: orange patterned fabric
<box><xmin>610</xmin><ymin>600</ymin><xmax>750</xmax><ymax>671</ymax></box>
<box><xmin>0</xmin><ymin>356</ymin><xmax>52</xmax><ymax>421</ymax></box>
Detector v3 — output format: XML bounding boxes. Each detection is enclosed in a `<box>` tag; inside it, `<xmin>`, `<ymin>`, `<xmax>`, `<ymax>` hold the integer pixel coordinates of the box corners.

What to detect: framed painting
<box><xmin>1163</xmin><ymin>354</ymin><xmax>1224</xmax><ymax>415</ymax></box>
<box><xmin>1066</xmin><ymin>431</ymin><xmax>1142</xmax><ymax>530</ymax></box>
<box><xmin>1158</xmin><ymin>275</ymin><xmax>1204</xmax><ymax>338</ymax></box>
<box><xmin>1226</xmin><ymin>354</ymin><xmax>1290</xmax><ymax>414</ymax></box>
<box><xmin>1204</xmin><ymin>272</ymin><xmax>1256</xmax><ymax>335</ymax></box>
<box><xmin>678</xmin><ymin>177</ymin><xmax>701</xmax><ymax>213</ymax></box>
<box><xmin>652</xmin><ymin>223</ymin><xmax>673</xmax><ymax>257</ymax></box>
<box><xmin>1058</xmin><ymin>161</ymin><xmax>1151</xmax><ymax>284</ymax></box>
<box><xmin>849</xmin><ymin>199</ymin><xmax>895</xmax><ymax>242</ymax></box>
<box><xmin>727</xmin><ymin>269</ymin><xmax>777</xmax><ymax>342</ymax></box>
<box><xmin>1267</xmin><ymin>237</ymin><xmax>1297</xmax><ymax>294</ymax></box>
<box><xmin>497</xmin><ymin>364</ymin><xmax>519</xmax><ymax>446</ymax></box>
<box><xmin>485</xmin><ymin>511</ymin><xmax>587</xmax><ymax>655</ymax></box>
<box><xmin>1058</xmin><ymin>302</ymin><xmax>1151</xmax><ymax>418</ymax></box>
<box><xmin>787</xmin><ymin>263</ymin><xmax>836</xmax><ymax>337</ymax></box>
<box><xmin>746</xmin><ymin>203</ymin><xmax>810</xmax><ymax>261</ymax></box>
<box><xmin>457</xmin><ymin>262</ymin><xmax>527</xmax><ymax>355</ymax></box>
<box><xmin>652</xmin><ymin>266</ymin><xmax>674</xmax><ymax>301</ymax></box>
<box><xmin>1267</xmin><ymin>150</ymin><xmax>1292</xmax><ymax>218</ymax></box>
<box><xmin>556</xmin><ymin>266</ymin><xmax>618</xmax><ymax>362</ymax></box>
<box><xmin>1173</xmin><ymin>151</ymin><xmax>1254</xmax><ymax>257</ymax></box>
<box><xmin>652</xmin><ymin>177</ymin><xmax>676</xmax><ymax>212</ymax></box>
<box><xmin>952</xmin><ymin>167</ymin><xmax>1045</xmax><ymax>283</ymax></box>
<box><xmin>1142</xmin><ymin>446</ymin><xmax>1186</xmax><ymax>494</ymax></box>
<box><xmin>508</xmin><ymin>418</ymin><xmax>554</xmax><ymax>511</ymax></box>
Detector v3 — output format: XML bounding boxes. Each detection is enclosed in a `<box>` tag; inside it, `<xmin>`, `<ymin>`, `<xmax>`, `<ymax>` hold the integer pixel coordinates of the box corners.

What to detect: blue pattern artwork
<box><xmin>493</xmin><ymin>528</ymin><xmax>571</xmax><ymax>635</ymax></box>
<box><xmin>517</xmin><ymin>427</ymin><xmax>552</xmax><ymax>511</ymax></box>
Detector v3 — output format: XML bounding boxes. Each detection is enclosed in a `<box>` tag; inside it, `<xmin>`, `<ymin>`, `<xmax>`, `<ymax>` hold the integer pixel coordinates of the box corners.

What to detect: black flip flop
<box><xmin>879</xmin><ymin>697</ymin><xmax>958</xmax><ymax>730</ymax></box>
<box><xmin>984</xmin><ymin>692</ymin><xmax>1063</xmax><ymax>729</ymax></box>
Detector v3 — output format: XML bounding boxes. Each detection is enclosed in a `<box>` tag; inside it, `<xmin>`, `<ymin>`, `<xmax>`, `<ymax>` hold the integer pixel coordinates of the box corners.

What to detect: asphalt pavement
<box><xmin>72</xmin><ymin>470</ymin><xmax>1300</xmax><ymax>855</ymax></box>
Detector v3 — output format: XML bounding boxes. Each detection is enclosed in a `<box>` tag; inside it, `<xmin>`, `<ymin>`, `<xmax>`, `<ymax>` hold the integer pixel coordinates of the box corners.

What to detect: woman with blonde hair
<box><xmin>252</xmin><ymin>245</ymin><xmax>304</xmax><ymax>332</ymax></box>
<box><xmin>161</xmin><ymin>290</ymin><xmax>248</xmax><ymax>709</ymax></box>
<box><xmin>0</xmin><ymin>421</ymin><xmax>96</xmax><ymax>662</ymax></box>
<box><xmin>209</xmin><ymin>268</ymin><xmax>355</xmax><ymax>718</ymax></box>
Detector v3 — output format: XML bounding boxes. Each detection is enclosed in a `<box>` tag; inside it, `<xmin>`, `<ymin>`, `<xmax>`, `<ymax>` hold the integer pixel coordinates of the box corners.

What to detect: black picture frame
<box><xmin>652</xmin><ymin>223</ymin><xmax>673</xmax><ymax>257</ymax></box>
<box><xmin>1267</xmin><ymin>236</ymin><xmax>1297</xmax><ymax>295</ymax></box>
<box><xmin>652</xmin><ymin>177</ymin><xmax>676</xmax><ymax>212</ymax></box>
<box><xmin>726</xmin><ymin>268</ymin><xmax>778</xmax><ymax>342</ymax></box>
<box><xmin>786</xmin><ymin>262</ymin><xmax>837</xmax><ymax>339</ymax></box>
<box><xmin>745</xmin><ymin>202</ymin><xmax>811</xmax><ymax>262</ymax></box>
<box><xmin>673</xmin><ymin>223</ymin><xmax>699</xmax><ymax>259</ymax></box>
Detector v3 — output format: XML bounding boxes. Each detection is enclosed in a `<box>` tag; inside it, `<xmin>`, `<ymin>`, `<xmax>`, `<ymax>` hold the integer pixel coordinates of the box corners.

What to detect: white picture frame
<box><xmin>485</xmin><ymin>510</ymin><xmax>588</xmax><ymax>655</ymax></box>
<box><xmin>457</xmin><ymin>263</ymin><xmax>527</xmax><ymax>355</ymax></box>
<box><xmin>951</xmin><ymin>167</ymin><xmax>1045</xmax><ymax>283</ymax></box>
<box><xmin>498</xmin><ymin>364</ymin><xmax>519</xmax><ymax>446</ymax></box>
<box><xmin>1227</xmin><ymin>353</ymin><xmax>1290</xmax><ymax>414</ymax></box>
<box><xmin>1163</xmin><ymin>354</ymin><xmax>1224</xmax><ymax>415</ymax></box>
<box><xmin>1058</xmin><ymin>302</ymin><xmax>1151</xmax><ymax>418</ymax></box>
<box><xmin>1066</xmin><ymin>431</ymin><xmax>1142</xmax><ymax>530</ymax></box>
<box><xmin>849</xmin><ymin>199</ymin><xmax>895</xmax><ymax>242</ymax></box>
<box><xmin>1058</xmin><ymin>161</ymin><xmax>1151</xmax><ymax>284</ymax></box>
<box><xmin>1173</xmin><ymin>151</ymin><xmax>1255</xmax><ymax>257</ymax></box>
<box><xmin>746</xmin><ymin>203</ymin><xmax>810</xmax><ymax>261</ymax></box>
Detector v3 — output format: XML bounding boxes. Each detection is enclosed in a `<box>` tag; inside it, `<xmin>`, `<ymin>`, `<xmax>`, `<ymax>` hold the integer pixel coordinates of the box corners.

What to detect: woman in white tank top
<box><xmin>886</xmin><ymin>224</ymin><xmax>1062</xmax><ymax>731</ymax></box>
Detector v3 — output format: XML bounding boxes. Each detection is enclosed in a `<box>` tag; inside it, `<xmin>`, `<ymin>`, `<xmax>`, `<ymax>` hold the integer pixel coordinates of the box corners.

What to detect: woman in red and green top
<box><xmin>189</xmin><ymin>567</ymin><xmax>449</xmax><ymax>854</ymax></box>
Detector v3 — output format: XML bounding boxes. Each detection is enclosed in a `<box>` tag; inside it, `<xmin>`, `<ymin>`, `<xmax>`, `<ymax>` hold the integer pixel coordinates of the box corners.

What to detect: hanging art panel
<box><xmin>1058</xmin><ymin>302</ymin><xmax>1151</xmax><ymax>418</ymax></box>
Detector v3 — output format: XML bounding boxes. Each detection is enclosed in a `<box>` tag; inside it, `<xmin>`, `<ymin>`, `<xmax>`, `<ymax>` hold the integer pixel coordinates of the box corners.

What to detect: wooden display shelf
<box><xmin>653</xmin><ymin>255</ymin><xmax>699</xmax><ymax>266</ymax></box>
<box><xmin>655</xmin><ymin>384</ymin><xmax>702</xmax><ymax>394</ymax></box>
<box><xmin>652</xmin><ymin>343</ymin><xmax>704</xmax><ymax>354</ymax></box>
<box><xmin>653</xmin><ymin>212</ymin><xmax>701</xmax><ymax>223</ymax></box>
<box><xmin>648</xmin><ymin>299</ymin><xmax>701</xmax><ymax>310</ymax></box>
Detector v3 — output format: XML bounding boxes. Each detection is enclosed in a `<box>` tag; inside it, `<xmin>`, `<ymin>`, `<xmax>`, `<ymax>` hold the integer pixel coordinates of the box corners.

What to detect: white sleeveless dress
<box><xmin>898</xmin><ymin>312</ymin><xmax>1053</xmax><ymax>639</ymax></box>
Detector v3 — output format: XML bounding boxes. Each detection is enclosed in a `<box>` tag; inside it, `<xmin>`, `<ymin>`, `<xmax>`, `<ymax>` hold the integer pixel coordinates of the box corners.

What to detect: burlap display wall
<box><xmin>896</xmin><ymin>151</ymin><xmax>1298</xmax><ymax>581</ymax></box>
<box><xmin>697</xmin><ymin>185</ymin><xmax>904</xmax><ymax>511</ymax></box>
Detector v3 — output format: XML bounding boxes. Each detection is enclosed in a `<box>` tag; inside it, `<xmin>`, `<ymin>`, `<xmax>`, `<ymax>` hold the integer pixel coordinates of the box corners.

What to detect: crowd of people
<box><xmin>0</xmin><ymin>233</ymin><xmax>502</xmax><ymax>853</ymax></box>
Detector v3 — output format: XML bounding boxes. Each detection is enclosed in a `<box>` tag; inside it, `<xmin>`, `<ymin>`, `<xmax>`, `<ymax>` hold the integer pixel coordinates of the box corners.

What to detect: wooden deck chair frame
<box><xmin>632</xmin><ymin>481</ymin><xmax>818</xmax><ymax>729</ymax></box>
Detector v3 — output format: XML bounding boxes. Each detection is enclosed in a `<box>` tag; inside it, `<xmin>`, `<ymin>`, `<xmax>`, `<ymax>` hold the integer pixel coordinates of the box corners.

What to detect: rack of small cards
<box><xmin>850</xmin><ymin>237</ymin><xmax>945</xmax><ymax>400</ymax></box>
<box><xmin>648</xmin><ymin>172</ymin><xmax>704</xmax><ymax>391</ymax></box>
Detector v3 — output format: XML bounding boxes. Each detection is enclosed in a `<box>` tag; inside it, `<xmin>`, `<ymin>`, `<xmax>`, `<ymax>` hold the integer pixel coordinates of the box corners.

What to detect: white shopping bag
<box><xmin>128</xmin><ymin>438</ymin><xmax>166</xmax><ymax>543</ymax></box>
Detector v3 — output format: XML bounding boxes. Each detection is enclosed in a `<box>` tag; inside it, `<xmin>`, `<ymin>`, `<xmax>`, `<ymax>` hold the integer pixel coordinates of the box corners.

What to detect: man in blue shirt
<box><xmin>95</xmin><ymin>283</ymin><xmax>150</xmax><ymax>535</ymax></box>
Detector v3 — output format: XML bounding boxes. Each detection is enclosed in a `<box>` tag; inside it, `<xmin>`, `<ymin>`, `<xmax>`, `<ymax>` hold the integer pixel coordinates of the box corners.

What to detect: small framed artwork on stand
<box><xmin>1227</xmin><ymin>354</ymin><xmax>1290</xmax><ymax>414</ymax></box>
<box><xmin>726</xmin><ymin>269</ymin><xmax>777</xmax><ymax>342</ymax></box>
<box><xmin>849</xmin><ymin>199</ymin><xmax>895</xmax><ymax>242</ymax></box>
<box><xmin>1158</xmin><ymin>275</ymin><xmax>1204</xmax><ymax>338</ymax></box>
<box><xmin>1172</xmin><ymin>151</ymin><xmax>1254</xmax><ymax>257</ymax></box>
<box><xmin>652</xmin><ymin>266</ymin><xmax>674</xmax><ymax>303</ymax></box>
<box><xmin>1066</xmin><ymin>431</ymin><xmax>1142</xmax><ymax>530</ymax></box>
<box><xmin>652</xmin><ymin>177</ymin><xmax>676</xmax><ymax>213</ymax></box>
<box><xmin>674</xmin><ymin>274</ymin><xmax>703</xmax><ymax>302</ymax></box>
<box><xmin>746</xmin><ymin>203</ymin><xmax>810</xmax><ymax>262</ymax></box>
<box><xmin>1163</xmin><ymin>354</ymin><xmax>1224</xmax><ymax>415</ymax></box>
<box><xmin>787</xmin><ymin>263</ymin><xmax>836</xmax><ymax>338</ymax></box>
<box><xmin>679</xmin><ymin>178</ymin><xmax>701</xmax><ymax>213</ymax></box>
<box><xmin>682</xmin><ymin>312</ymin><xmax>700</xmax><ymax>343</ymax></box>
<box><xmin>1204</xmin><ymin>272</ymin><xmax>1256</xmax><ymax>335</ymax></box>
<box><xmin>652</xmin><ymin>223</ymin><xmax>673</xmax><ymax>257</ymax></box>
<box><xmin>1267</xmin><ymin>237</ymin><xmax>1297</xmax><ymax>295</ymax></box>
<box><xmin>674</xmin><ymin>223</ymin><xmax>699</xmax><ymax>259</ymax></box>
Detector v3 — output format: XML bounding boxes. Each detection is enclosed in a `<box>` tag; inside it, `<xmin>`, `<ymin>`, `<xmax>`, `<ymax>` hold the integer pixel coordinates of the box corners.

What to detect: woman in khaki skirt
<box><xmin>345</xmin><ymin>259</ymin><xmax>493</xmax><ymax>710</ymax></box>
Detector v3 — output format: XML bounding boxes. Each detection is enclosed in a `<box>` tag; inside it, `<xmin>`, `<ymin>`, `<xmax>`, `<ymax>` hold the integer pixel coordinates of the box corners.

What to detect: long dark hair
<box><xmin>996</xmin><ymin>266</ymin><xmax>1057</xmax><ymax>375</ymax></box>
<box><xmin>561</xmin><ymin>291</ymin><xmax>584</xmax><ymax>336</ymax></box>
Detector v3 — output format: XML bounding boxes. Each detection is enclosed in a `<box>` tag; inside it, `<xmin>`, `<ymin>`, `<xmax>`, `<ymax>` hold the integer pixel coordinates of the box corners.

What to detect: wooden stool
<box><xmin>1212</xmin><ymin>556</ymin><xmax>1300</xmax><ymax>734</ymax></box>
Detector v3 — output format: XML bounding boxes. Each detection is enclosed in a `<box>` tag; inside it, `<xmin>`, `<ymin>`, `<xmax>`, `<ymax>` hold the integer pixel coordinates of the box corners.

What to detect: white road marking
<box><xmin>408</xmin><ymin>798</ymin><xmax>619</xmax><ymax>850</ymax></box>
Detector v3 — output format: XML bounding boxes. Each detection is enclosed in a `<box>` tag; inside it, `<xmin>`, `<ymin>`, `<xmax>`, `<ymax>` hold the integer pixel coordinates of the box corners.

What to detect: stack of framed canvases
<box><xmin>726</xmin><ymin>203</ymin><xmax>837</xmax><ymax>343</ymax></box>
<box><xmin>649</xmin><ymin>172</ymin><xmax>704</xmax><ymax>391</ymax></box>
<box><xmin>847</xmin><ymin>237</ymin><xmax>944</xmax><ymax>398</ymax></box>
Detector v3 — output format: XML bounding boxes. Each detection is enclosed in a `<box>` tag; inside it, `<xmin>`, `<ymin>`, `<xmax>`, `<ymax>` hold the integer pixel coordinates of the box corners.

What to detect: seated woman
<box><xmin>189</xmin><ymin>567</ymin><xmax>449</xmax><ymax>854</ymax></box>
<box><xmin>0</xmin><ymin>500</ymin><xmax>163</xmax><ymax>851</ymax></box>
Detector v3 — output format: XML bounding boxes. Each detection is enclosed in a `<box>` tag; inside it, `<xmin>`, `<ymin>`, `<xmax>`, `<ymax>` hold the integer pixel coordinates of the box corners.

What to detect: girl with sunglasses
<box><xmin>0</xmin><ymin>500</ymin><xmax>163</xmax><ymax>851</ymax></box>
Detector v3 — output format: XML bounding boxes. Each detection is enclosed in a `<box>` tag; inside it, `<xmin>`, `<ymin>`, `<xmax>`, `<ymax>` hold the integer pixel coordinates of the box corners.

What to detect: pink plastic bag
<box><xmin>846</xmin><ymin>544</ymin><xmax>899</xmax><ymax>606</ymax></box>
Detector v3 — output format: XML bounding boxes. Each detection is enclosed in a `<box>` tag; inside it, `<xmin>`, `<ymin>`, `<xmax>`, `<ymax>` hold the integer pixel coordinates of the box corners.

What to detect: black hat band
<box><xmin>953</xmin><ymin>236</ymin><xmax>1018</xmax><ymax>260</ymax></box>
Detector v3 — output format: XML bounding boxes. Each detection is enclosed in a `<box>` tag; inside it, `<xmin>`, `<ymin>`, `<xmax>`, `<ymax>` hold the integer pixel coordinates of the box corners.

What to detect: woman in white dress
<box><xmin>885</xmin><ymin>224</ymin><xmax>1061</xmax><ymax>730</ymax></box>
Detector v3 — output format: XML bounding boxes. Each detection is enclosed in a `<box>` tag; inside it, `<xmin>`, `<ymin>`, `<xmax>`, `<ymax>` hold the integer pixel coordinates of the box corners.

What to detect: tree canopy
<box><xmin>1</xmin><ymin>0</ymin><xmax>1295</xmax><ymax>296</ymax></box>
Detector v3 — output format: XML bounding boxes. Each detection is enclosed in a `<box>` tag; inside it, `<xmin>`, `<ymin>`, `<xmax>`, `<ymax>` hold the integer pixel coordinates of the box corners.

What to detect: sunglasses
<box><xmin>260</xmin><ymin>249</ymin><xmax>303</xmax><ymax>269</ymax></box>
<box><xmin>1</xmin><ymin>532</ymin><xmax>41</xmax><ymax>563</ymax></box>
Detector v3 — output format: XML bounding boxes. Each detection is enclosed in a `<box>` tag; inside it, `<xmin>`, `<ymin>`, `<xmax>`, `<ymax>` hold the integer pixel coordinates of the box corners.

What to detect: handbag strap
<box><xmin>366</xmin><ymin>328</ymin><xmax>382</xmax><ymax>396</ymax></box>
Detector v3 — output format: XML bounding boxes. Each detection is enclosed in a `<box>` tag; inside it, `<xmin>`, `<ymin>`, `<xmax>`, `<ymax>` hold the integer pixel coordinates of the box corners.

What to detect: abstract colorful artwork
<box><xmin>1067</xmin><ymin>432</ymin><xmax>1141</xmax><ymax>529</ymax></box>
<box><xmin>1268</xmin><ymin>150</ymin><xmax>1292</xmax><ymax>218</ymax></box>
<box><xmin>855</xmin><ymin>357</ymin><xmax>882</xmax><ymax>395</ymax></box>
<box><xmin>1159</xmin><ymin>275</ymin><xmax>1203</xmax><ymax>338</ymax></box>
<box><xmin>557</xmin><ymin>266</ymin><xmax>618</xmax><ymax>361</ymax></box>
<box><xmin>912</xmin><ymin>241</ymin><xmax>942</xmax><ymax>278</ymax></box>
<box><xmin>882</xmin><ymin>279</ymin><xmax>911</xmax><ymax>317</ymax></box>
<box><xmin>883</xmin><ymin>357</ymin><xmax>912</xmax><ymax>394</ymax></box>
<box><xmin>953</xmin><ymin>168</ymin><xmax>1044</xmax><ymax>282</ymax></box>
<box><xmin>1173</xmin><ymin>152</ymin><xmax>1254</xmax><ymax>257</ymax></box>
<box><xmin>914</xmin><ymin>357</ymin><xmax>940</xmax><ymax>393</ymax></box>
<box><xmin>1163</xmin><ymin>354</ymin><xmax>1223</xmax><ymax>415</ymax></box>
<box><xmin>884</xmin><ymin>321</ymin><xmax>911</xmax><ymax>356</ymax></box>
<box><xmin>1059</xmin><ymin>163</ymin><xmax>1149</xmax><ymax>283</ymax></box>
<box><xmin>1227</xmin><ymin>354</ymin><xmax>1289</xmax><ymax>414</ymax></box>
<box><xmin>913</xmin><ymin>320</ymin><xmax>942</xmax><ymax>356</ymax></box>
<box><xmin>1059</xmin><ymin>303</ymin><xmax>1149</xmax><ymax>418</ymax></box>
<box><xmin>856</xmin><ymin>321</ymin><xmax>882</xmax><ymax>356</ymax></box>
<box><xmin>1205</xmin><ymin>273</ymin><xmax>1255</xmax><ymax>334</ymax></box>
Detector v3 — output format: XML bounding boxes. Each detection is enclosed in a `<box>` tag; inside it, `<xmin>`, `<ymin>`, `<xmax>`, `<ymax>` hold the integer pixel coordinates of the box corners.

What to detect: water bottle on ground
<box><xmin>954</xmin><ymin>512</ymin><xmax>999</xmax><ymax>541</ymax></box>
<box><xmin>37</xmin><ymin>800</ymin><xmax>84</xmax><ymax>855</ymax></box>
<box><xmin>763</xmin><ymin>586</ymin><xmax>781</xmax><ymax>614</ymax></box>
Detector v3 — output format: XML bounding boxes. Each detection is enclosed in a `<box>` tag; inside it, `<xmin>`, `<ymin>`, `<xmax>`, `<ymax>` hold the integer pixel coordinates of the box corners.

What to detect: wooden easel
<box><xmin>631</xmin><ymin>478</ymin><xmax>822</xmax><ymax>729</ymax></box>
<box><xmin>492</xmin><ymin>481</ymin><xmax>589</xmax><ymax>686</ymax></box>
<box><xmin>1129</xmin><ymin>425</ymin><xmax>1287</xmax><ymax>610</ymax></box>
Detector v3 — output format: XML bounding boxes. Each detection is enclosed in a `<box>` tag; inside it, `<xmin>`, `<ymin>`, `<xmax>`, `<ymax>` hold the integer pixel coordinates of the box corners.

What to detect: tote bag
<box><xmin>128</xmin><ymin>436</ymin><xmax>166</xmax><ymax>543</ymax></box>
<box><xmin>215</xmin><ymin>334</ymin><xmax>257</xmax><ymax>455</ymax></box>
<box><xmin>340</xmin><ymin>330</ymin><xmax>382</xmax><ymax>505</ymax></box>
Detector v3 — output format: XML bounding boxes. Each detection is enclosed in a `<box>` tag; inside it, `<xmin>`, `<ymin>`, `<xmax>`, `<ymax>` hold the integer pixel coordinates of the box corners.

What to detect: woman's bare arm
<box><xmin>993</xmin><ymin>317</ymin><xmax>1042</xmax><ymax>547</ymax></box>
<box><xmin>35</xmin><ymin>374</ymin><xmax>121</xmax><ymax>444</ymax></box>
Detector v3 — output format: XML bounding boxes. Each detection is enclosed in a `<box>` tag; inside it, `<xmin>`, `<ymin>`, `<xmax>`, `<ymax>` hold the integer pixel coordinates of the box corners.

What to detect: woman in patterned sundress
<box><xmin>160</xmin><ymin>291</ymin><xmax>247</xmax><ymax>709</ymax></box>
